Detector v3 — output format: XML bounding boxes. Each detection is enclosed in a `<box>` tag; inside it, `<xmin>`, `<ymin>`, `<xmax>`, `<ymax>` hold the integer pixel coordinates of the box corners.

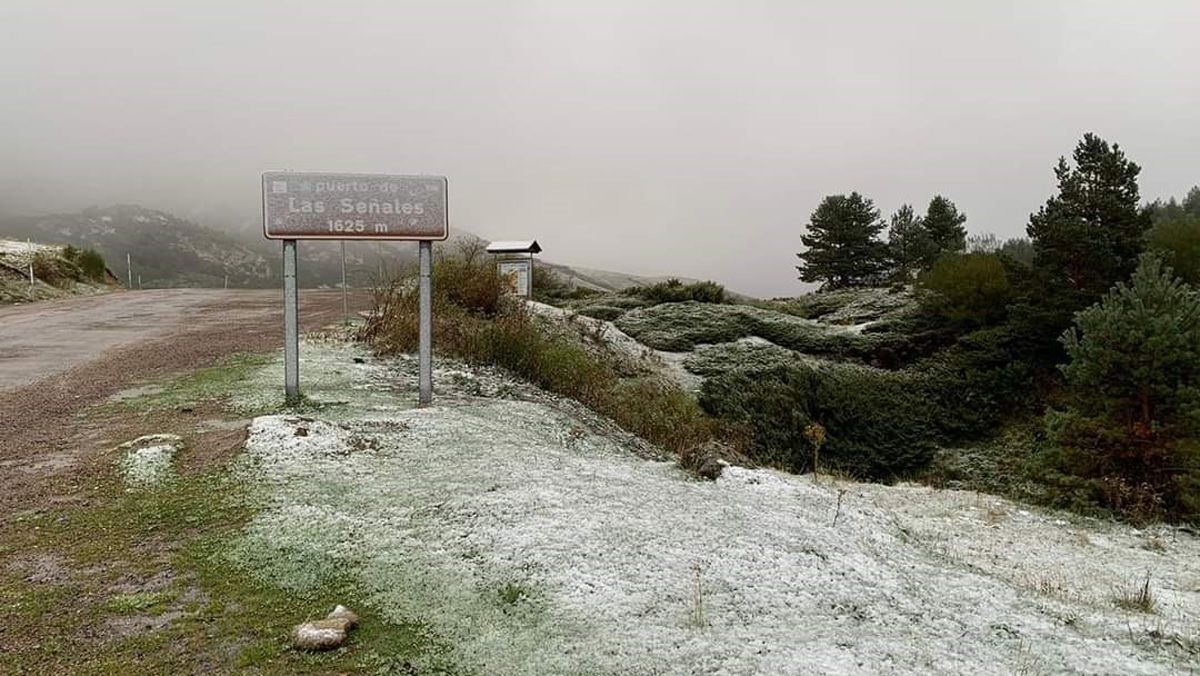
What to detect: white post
<box><xmin>126</xmin><ymin>253</ymin><xmax>133</xmax><ymax>289</ymax></box>
<box><xmin>340</xmin><ymin>240</ymin><xmax>348</xmax><ymax>324</ymax></box>
<box><xmin>418</xmin><ymin>240</ymin><xmax>433</xmax><ymax>406</ymax></box>
<box><xmin>283</xmin><ymin>240</ymin><xmax>300</xmax><ymax>402</ymax></box>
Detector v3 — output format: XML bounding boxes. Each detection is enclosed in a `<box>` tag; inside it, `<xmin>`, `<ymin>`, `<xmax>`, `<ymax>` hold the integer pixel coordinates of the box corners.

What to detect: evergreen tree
<box><xmin>921</xmin><ymin>195</ymin><xmax>967</xmax><ymax>264</ymax></box>
<box><xmin>1049</xmin><ymin>255</ymin><xmax>1200</xmax><ymax>519</ymax></box>
<box><xmin>797</xmin><ymin>193</ymin><xmax>888</xmax><ymax>289</ymax></box>
<box><xmin>886</xmin><ymin>204</ymin><xmax>931</xmax><ymax>283</ymax></box>
<box><xmin>1149</xmin><ymin>186</ymin><xmax>1200</xmax><ymax>286</ymax></box>
<box><xmin>1027</xmin><ymin>133</ymin><xmax>1151</xmax><ymax>301</ymax></box>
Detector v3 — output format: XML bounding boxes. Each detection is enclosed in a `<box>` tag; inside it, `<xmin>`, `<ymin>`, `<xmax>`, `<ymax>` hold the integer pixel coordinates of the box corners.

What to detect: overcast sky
<box><xmin>2</xmin><ymin>1</ymin><xmax>1197</xmax><ymax>296</ymax></box>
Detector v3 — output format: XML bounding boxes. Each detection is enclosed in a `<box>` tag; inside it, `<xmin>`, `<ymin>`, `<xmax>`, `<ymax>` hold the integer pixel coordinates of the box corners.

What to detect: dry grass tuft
<box><xmin>1112</xmin><ymin>573</ymin><xmax>1157</xmax><ymax>614</ymax></box>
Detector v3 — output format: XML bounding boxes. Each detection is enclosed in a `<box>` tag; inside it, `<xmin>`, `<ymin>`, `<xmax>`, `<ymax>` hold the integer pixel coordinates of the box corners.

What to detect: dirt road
<box><xmin>0</xmin><ymin>288</ymin><xmax>370</xmax><ymax>513</ymax></box>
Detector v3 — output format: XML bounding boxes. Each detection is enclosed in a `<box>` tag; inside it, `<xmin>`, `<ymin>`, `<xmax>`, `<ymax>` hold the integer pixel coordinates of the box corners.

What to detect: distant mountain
<box><xmin>0</xmin><ymin>205</ymin><xmax>429</xmax><ymax>288</ymax></box>
<box><xmin>0</xmin><ymin>205</ymin><xmax>726</xmax><ymax>295</ymax></box>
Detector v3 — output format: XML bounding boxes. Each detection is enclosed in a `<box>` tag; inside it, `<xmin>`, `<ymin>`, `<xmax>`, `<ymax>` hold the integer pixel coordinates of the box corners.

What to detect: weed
<box><xmin>688</xmin><ymin>563</ymin><xmax>707</xmax><ymax>629</ymax></box>
<box><xmin>1112</xmin><ymin>573</ymin><xmax>1157</xmax><ymax>613</ymax></box>
<box><xmin>106</xmin><ymin>591</ymin><xmax>176</xmax><ymax>615</ymax></box>
<box><xmin>1143</xmin><ymin>535</ymin><xmax>1168</xmax><ymax>553</ymax></box>
<box><xmin>498</xmin><ymin>582</ymin><xmax>531</xmax><ymax>607</ymax></box>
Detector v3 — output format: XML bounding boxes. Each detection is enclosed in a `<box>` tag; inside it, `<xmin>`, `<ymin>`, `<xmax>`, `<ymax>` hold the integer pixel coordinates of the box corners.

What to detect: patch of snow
<box><xmin>117</xmin><ymin>434</ymin><xmax>182</xmax><ymax>488</ymax></box>
<box><xmin>0</xmin><ymin>239</ymin><xmax>55</xmax><ymax>266</ymax></box>
<box><xmin>228</xmin><ymin>342</ymin><xmax>1200</xmax><ymax>675</ymax></box>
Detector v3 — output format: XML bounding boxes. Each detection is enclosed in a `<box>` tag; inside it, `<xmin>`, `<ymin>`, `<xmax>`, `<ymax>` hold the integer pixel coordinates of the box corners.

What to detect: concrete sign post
<box><xmin>262</xmin><ymin>171</ymin><xmax>448</xmax><ymax>405</ymax></box>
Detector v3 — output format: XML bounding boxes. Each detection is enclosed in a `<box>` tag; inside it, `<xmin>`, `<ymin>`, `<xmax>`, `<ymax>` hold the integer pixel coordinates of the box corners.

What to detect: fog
<box><xmin>2</xmin><ymin>0</ymin><xmax>1197</xmax><ymax>297</ymax></box>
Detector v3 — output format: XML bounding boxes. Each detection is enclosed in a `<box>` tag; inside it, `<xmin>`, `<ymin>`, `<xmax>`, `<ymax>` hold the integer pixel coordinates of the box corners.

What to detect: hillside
<box><xmin>0</xmin><ymin>205</ymin><xmax>429</xmax><ymax>289</ymax></box>
<box><xmin>0</xmin><ymin>239</ymin><xmax>118</xmax><ymax>303</ymax></box>
<box><xmin>204</xmin><ymin>338</ymin><xmax>1200</xmax><ymax>673</ymax></box>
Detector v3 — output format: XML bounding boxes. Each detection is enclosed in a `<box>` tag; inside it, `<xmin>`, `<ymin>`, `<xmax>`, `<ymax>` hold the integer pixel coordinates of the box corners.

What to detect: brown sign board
<box><xmin>262</xmin><ymin>171</ymin><xmax>448</xmax><ymax>240</ymax></box>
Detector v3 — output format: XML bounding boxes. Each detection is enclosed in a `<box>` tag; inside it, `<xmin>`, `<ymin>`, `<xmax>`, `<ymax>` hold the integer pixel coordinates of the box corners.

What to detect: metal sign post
<box><xmin>262</xmin><ymin>171</ymin><xmax>448</xmax><ymax>405</ymax></box>
<box><xmin>340</xmin><ymin>241</ymin><xmax>349</xmax><ymax>324</ymax></box>
<box><xmin>418</xmin><ymin>240</ymin><xmax>433</xmax><ymax>406</ymax></box>
<box><xmin>282</xmin><ymin>239</ymin><xmax>300</xmax><ymax>402</ymax></box>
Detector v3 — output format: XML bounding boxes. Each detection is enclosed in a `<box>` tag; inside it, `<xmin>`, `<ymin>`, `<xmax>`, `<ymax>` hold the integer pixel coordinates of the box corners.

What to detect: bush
<box><xmin>1148</xmin><ymin>214</ymin><xmax>1200</xmax><ymax>286</ymax></box>
<box><xmin>31</xmin><ymin>251</ymin><xmax>87</xmax><ymax>288</ymax></box>
<box><xmin>917</xmin><ymin>252</ymin><xmax>1016</xmax><ymax>329</ymax></box>
<box><xmin>61</xmin><ymin>245</ymin><xmax>108</xmax><ymax>282</ymax></box>
<box><xmin>1048</xmin><ymin>255</ymin><xmax>1200</xmax><ymax>521</ymax></box>
<box><xmin>576</xmin><ymin>305</ymin><xmax>626</xmax><ymax>322</ymax></box>
<box><xmin>615</xmin><ymin>301</ymin><xmax>935</xmax><ymax>367</ymax></box>
<box><xmin>360</xmin><ymin>253</ymin><xmax>720</xmax><ymax>457</ymax></box>
<box><xmin>917</xmin><ymin>325</ymin><xmax>1036</xmax><ymax>439</ymax></box>
<box><xmin>624</xmin><ymin>278</ymin><xmax>726</xmax><ymax>304</ymax></box>
<box><xmin>700</xmin><ymin>364</ymin><xmax>937</xmax><ymax>480</ymax></box>
<box><xmin>531</xmin><ymin>264</ymin><xmax>573</xmax><ymax>304</ymax></box>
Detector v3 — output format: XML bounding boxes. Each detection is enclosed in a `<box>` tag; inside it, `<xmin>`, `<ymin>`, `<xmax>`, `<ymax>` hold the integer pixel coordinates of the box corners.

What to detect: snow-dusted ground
<box><xmin>229</xmin><ymin>341</ymin><xmax>1199</xmax><ymax>675</ymax></box>
<box><xmin>117</xmin><ymin>434</ymin><xmax>182</xmax><ymax>488</ymax></box>
<box><xmin>0</xmin><ymin>239</ymin><xmax>55</xmax><ymax>265</ymax></box>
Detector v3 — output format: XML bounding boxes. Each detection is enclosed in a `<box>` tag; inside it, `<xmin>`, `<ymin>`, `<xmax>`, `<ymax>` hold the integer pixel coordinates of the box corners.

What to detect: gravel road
<box><xmin>0</xmin><ymin>288</ymin><xmax>370</xmax><ymax>513</ymax></box>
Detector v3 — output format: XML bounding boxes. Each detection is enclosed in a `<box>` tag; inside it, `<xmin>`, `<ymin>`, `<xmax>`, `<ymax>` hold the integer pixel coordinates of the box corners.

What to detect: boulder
<box><xmin>292</xmin><ymin>604</ymin><xmax>360</xmax><ymax>651</ymax></box>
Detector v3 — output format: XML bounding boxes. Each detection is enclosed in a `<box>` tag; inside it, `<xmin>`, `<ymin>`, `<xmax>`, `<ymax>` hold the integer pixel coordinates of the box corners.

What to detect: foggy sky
<box><xmin>2</xmin><ymin>1</ymin><xmax>1198</xmax><ymax>297</ymax></box>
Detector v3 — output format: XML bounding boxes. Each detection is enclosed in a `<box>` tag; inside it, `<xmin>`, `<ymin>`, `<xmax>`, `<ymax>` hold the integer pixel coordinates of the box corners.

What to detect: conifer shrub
<box><xmin>699</xmin><ymin>364</ymin><xmax>937</xmax><ymax>480</ymax></box>
<box><xmin>62</xmin><ymin>245</ymin><xmax>108</xmax><ymax>282</ymax></box>
<box><xmin>623</xmin><ymin>278</ymin><xmax>727</xmax><ymax>304</ymax></box>
<box><xmin>917</xmin><ymin>252</ymin><xmax>1016</xmax><ymax>330</ymax></box>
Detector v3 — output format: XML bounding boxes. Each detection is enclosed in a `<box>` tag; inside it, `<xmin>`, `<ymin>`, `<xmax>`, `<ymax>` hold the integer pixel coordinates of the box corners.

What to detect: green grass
<box><xmin>105</xmin><ymin>591</ymin><xmax>177</xmax><ymax>615</ymax></box>
<box><xmin>0</xmin><ymin>467</ymin><xmax>451</xmax><ymax>674</ymax></box>
<box><xmin>0</xmin><ymin>351</ymin><xmax>457</xmax><ymax>674</ymax></box>
<box><xmin>118</xmin><ymin>352</ymin><xmax>275</xmax><ymax>413</ymax></box>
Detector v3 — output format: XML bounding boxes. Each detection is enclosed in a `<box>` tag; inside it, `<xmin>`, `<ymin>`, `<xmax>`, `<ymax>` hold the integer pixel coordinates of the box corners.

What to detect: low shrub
<box><xmin>576</xmin><ymin>305</ymin><xmax>626</xmax><ymax>322</ymax></box>
<box><xmin>360</xmin><ymin>253</ymin><xmax>720</xmax><ymax>457</ymax></box>
<box><xmin>917</xmin><ymin>325</ymin><xmax>1036</xmax><ymax>439</ymax></box>
<box><xmin>62</xmin><ymin>245</ymin><xmax>108</xmax><ymax>282</ymax></box>
<box><xmin>624</xmin><ymin>278</ymin><xmax>726</xmax><ymax>304</ymax></box>
<box><xmin>532</xmin><ymin>265</ymin><xmax>593</xmax><ymax>304</ymax></box>
<box><xmin>31</xmin><ymin>251</ymin><xmax>87</xmax><ymax>288</ymax></box>
<box><xmin>1148</xmin><ymin>214</ymin><xmax>1200</xmax><ymax>286</ymax></box>
<box><xmin>615</xmin><ymin>301</ymin><xmax>933</xmax><ymax>367</ymax></box>
<box><xmin>699</xmin><ymin>364</ymin><xmax>937</xmax><ymax>480</ymax></box>
<box><xmin>917</xmin><ymin>252</ymin><xmax>1016</xmax><ymax>330</ymax></box>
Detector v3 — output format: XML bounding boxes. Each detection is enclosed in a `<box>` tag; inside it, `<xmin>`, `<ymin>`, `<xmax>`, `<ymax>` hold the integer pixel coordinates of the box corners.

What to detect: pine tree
<box><xmin>1027</xmin><ymin>133</ymin><xmax>1151</xmax><ymax>300</ymax></box>
<box><xmin>1049</xmin><ymin>255</ymin><xmax>1200</xmax><ymax>519</ymax></box>
<box><xmin>886</xmin><ymin>204</ymin><xmax>931</xmax><ymax>283</ymax></box>
<box><xmin>797</xmin><ymin>193</ymin><xmax>889</xmax><ymax>289</ymax></box>
<box><xmin>921</xmin><ymin>195</ymin><xmax>967</xmax><ymax>265</ymax></box>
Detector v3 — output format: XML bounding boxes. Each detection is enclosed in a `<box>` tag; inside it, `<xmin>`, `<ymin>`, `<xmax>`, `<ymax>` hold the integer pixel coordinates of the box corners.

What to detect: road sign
<box><xmin>262</xmin><ymin>171</ymin><xmax>448</xmax><ymax>241</ymax></box>
<box><xmin>263</xmin><ymin>170</ymin><xmax>446</xmax><ymax>407</ymax></box>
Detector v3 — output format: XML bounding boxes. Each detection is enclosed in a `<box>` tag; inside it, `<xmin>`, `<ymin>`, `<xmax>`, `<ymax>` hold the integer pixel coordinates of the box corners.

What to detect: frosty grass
<box><xmin>228</xmin><ymin>341</ymin><xmax>1199</xmax><ymax>675</ymax></box>
<box><xmin>117</xmin><ymin>434</ymin><xmax>182</xmax><ymax>489</ymax></box>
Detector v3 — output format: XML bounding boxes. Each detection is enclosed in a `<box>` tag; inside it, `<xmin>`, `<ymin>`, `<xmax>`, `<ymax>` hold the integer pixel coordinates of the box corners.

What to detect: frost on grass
<box><xmin>117</xmin><ymin>434</ymin><xmax>181</xmax><ymax>488</ymax></box>
<box><xmin>226</xmin><ymin>343</ymin><xmax>1200</xmax><ymax>675</ymax></box>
